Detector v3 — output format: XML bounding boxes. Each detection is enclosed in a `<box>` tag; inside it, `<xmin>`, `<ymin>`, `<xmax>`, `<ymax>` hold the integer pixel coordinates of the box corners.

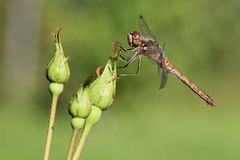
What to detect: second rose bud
<box><xmin>89</xmin><ymin>58</ymin><xmax>117</xmax><ymax>110</ymax></box>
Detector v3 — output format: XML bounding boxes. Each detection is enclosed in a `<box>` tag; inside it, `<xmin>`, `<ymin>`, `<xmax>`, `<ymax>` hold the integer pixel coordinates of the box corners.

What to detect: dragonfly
<box><xmin>116</xmin><ymin>15</ymin><xmax>215</xmax><ymax>107</ymax></box>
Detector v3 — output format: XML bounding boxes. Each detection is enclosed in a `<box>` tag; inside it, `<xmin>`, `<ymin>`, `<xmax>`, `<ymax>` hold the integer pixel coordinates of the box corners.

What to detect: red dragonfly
<box><xmin>116</xmin><ymin>15</ymin><xmax>215</xmax><ymax>106</ymax></box>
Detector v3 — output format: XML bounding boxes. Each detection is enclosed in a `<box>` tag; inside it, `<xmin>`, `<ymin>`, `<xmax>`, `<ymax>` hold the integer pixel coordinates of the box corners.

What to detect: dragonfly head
<box><xmin>127</xmin><ymin>31</ymin><xmax>142</xmax><ymax>47</ymax></box>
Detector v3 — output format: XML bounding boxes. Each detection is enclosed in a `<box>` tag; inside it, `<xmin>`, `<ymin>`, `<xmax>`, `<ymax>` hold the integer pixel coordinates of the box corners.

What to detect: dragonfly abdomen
<box><xmin>163</xmin><ymin>57</ymin><xmax>215</xmax><ymax>106</ymax></box>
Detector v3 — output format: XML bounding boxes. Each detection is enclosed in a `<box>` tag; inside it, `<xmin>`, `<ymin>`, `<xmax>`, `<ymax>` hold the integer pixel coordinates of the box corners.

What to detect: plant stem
<box><xmin>72</xmin><ymin>124</ymin><xmax>92</xmax><ymax>160</ymax></box>
<box><xmin>67</xmin><ymin>129</ymin><xmax>79</xmax><ymax>160</ymax></box>
<box><xmin>43</xmin><ymin>94</ymin><xmax>59</xmax><ymax>160</ymax></box>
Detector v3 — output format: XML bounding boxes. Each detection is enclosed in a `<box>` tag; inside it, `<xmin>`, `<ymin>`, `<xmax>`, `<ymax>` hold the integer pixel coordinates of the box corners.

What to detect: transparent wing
<box><xmin>158</xmin><ymin>66</ymin><xmax>168</xmax><ymax>89</ymax></box>
<box><xmin>138</xmin><ymin>15</ymin><xmax>157</xmax><ymax>41</ymax></box>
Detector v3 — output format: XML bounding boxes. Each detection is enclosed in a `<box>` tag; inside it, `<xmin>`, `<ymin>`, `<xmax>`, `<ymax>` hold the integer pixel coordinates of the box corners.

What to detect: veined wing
<box><xmin>158</xmin><ymin>65</ymin><xmax>168</xmax><ymax>89</ymax></box>
<box><xmin>160</xmin><ymin>66</ymin><xmax>168</xmax><ymax>89</ymax></box>
<box><xmin>138</xmin><ymin>15</ymin><xmax>157</xmax><ymax>41</ymax></box>
<box><xmin>139</xmin><ymin>15</ymin><xmax>168</xmax><ymax>88</ymax></box>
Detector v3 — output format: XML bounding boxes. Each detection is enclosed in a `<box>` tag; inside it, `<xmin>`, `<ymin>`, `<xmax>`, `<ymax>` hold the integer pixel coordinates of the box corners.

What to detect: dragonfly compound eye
<box><xmin>128</xmin><ymin>31</ymin><xmax>141</xmax><ymax>47</ymax></box>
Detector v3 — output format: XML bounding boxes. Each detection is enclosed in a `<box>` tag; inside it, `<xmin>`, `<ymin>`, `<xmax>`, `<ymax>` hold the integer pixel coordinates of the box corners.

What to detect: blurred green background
<box><xmin>0</xmin><ymin>0</ymin><xmax>240</xmax><ymax>159</ymax></box>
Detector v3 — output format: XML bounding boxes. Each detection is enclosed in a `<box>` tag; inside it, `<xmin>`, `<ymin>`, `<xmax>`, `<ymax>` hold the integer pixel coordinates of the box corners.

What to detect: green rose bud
<box><xmin>89</xmin><ymin>58</ymin><xmax>117</xmax><ymax>110</ymax></box>
<box><xmin>69</xmin><ymin>86</ymin><xmax>91</xmax><ymax>118</ymax></box>
<box><xmin>49</xmin><ymin>83</ymin><xmax>64</xmax><ymax>96</ymax></box>
<box><xmin>85</xmin><ymin>106</ymin><xmax>102</xmax><ymax>127</ymax></box>
<box><xmin>46</xmin><ymin>29</ymin><xmax>70</xmax><ymax>83</ymax></box>
<box><xmin>71</xmin><ymin>117</ymin><xmax>85</xmax><ymax>130</ymax></box>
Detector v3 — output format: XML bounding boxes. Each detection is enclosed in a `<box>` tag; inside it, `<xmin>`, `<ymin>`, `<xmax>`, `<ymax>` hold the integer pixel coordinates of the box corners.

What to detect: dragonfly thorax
<box><xmin>127</xmin><ymin>31</ymin><xmax>143</xmax><ymax>47</ymax></box>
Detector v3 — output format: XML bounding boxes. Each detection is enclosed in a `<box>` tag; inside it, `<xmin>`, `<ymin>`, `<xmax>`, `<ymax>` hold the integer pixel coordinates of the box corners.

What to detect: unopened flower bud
<box><xmin>85</xmin><ymin>106</ymin><xmax>102</xmax><ymax>127</ymax></box>
<box><xmin>49</xmin><ymin>83</ymin><xmax>64</xmax><ymax>96</ymax></box>
<box><xmin>69</xmin><ymin>86</ymin><xmax>91</xmax><ymax>118</ymax></box>
<box><xmin>71</xmin><ymin>117</ymin><xmax>85</xmax><ymax>130</ymax></box>
<box><xmin>46</xmin><ymin>29</ymin><xmax>70</xmax><ymax>83</ymax></box>
<box><xmin>89</xmin><ymin>58</ymin><xmax>117</xmax><ymax>110</ymax></box>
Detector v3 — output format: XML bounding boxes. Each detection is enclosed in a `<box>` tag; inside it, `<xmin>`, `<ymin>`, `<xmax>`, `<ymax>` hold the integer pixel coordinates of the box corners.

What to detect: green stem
<box><xmin>72</xmin><ymin>124</ymin><xmax>92</xmax><ymax>160</ymax></box>
<box><xmin>67</xmin><ymin>129</ymin><xmax>79</xmax><ymax>160</ymax></box>
<box><xmin>43</xmin><ymin>94</ymin><xmax>59</xmax><ymax>160</ymax></box>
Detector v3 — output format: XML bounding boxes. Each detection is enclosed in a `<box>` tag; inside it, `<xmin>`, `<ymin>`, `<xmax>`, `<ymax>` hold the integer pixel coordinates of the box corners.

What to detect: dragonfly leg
<box><xmin>118</xmin><ymin>51</ymin><xmax>138</xmax><ymax>68</ymax></box>
<box><xmin>116</xmin><ymin>54</ymin><xmax>127</xmax><ymax>63</ymax></box>
<box><xmin>113</xmin><ymin>41</ymin><xmax>136</xmax><ymax>64</ymax></box>
<box><xmin>114</xmin><ymin>42</ymin><xmax>141</xmax><ymax>77</ymax></box>
<box><xmin>115</xmin><ymin>42</ymin><xmax>134</xmax><ymax>51</ymax></box>
<box><xmin>118</xmin><ymin>55</ymin><xmax>141</xmax><ymax>77</ymax></box>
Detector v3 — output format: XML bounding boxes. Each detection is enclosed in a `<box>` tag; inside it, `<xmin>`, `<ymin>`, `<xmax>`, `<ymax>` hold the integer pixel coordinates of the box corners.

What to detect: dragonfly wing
<box><xmin>139</xmin><ymin>15</ymin><xmax>165</xmax><ymax>59</ymax></box>
<box><xmin>138</xmin><ymin>15</ymin><xmax>157</xmax><ymax>41</ymax></box>
<box><xmin>158</xmin><ymin>66</ymin><xmax>168</xmax><ymax>89</ymax></box>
